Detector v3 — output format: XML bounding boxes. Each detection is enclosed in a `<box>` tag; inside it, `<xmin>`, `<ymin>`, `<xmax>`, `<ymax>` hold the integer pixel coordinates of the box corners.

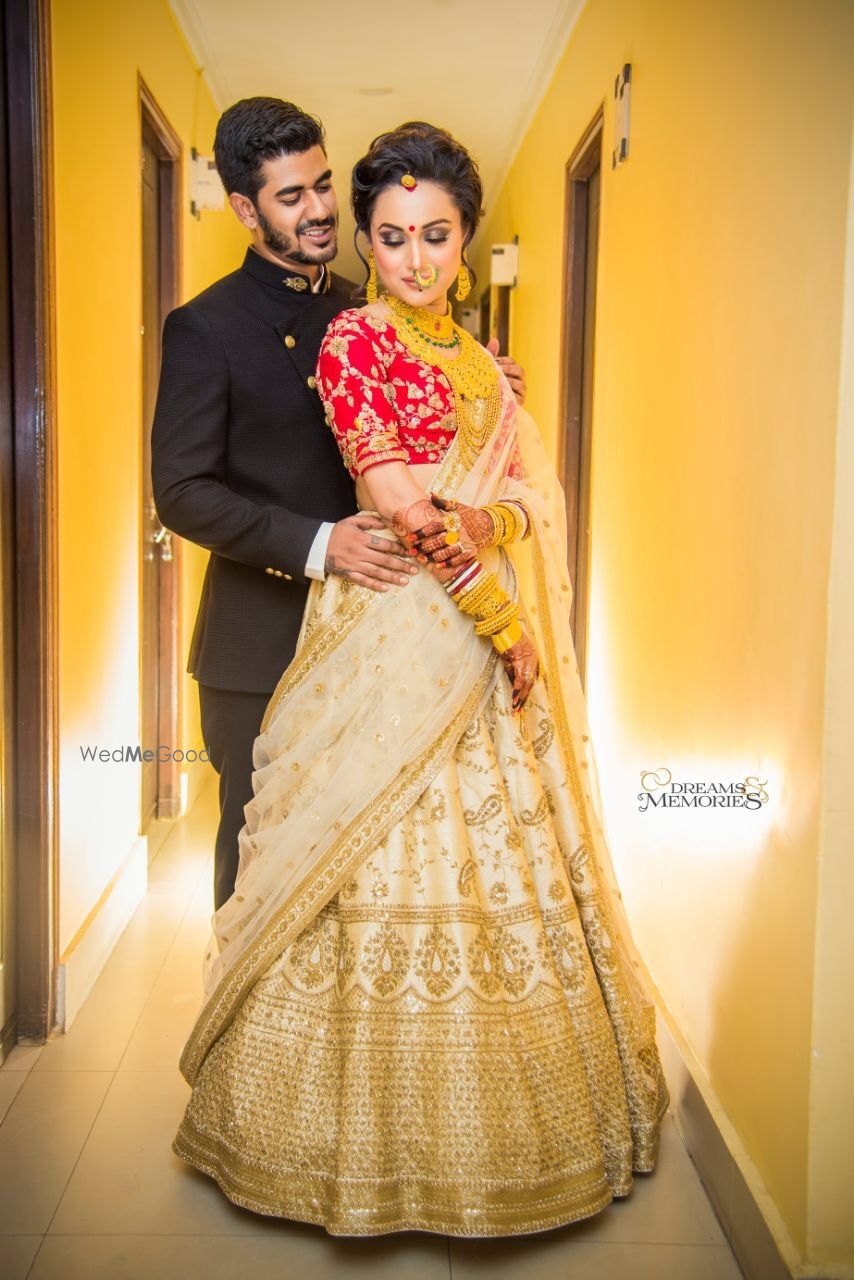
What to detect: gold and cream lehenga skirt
<box><xmin>172</xmin><ymin>574</ymin><xmax>671</xmax><ymax>1237</ymax></box>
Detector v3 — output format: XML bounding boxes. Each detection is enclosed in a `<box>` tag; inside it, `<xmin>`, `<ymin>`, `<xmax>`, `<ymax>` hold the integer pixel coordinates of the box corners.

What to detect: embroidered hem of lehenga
<box><xmin>171</xmin><ymin>976</ymin><xmax>670</xmax><ymax>1239</ymax></box>
<box><xmin>172</xmin><ymin>1112</ymin><xmax>617</xmax><ymax>1237</ymax></box>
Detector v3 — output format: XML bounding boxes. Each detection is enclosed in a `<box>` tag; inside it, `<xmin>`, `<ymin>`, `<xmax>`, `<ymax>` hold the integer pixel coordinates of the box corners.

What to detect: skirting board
<box><xmin>55</xmin><ymin>835</ymin><xmax>148</xmax><ymax>1029</ymax></box>
<box><xmin>656</xmin><ymin>1012</ymin><xmax>842</xmax><ymax>1280</ymax></box>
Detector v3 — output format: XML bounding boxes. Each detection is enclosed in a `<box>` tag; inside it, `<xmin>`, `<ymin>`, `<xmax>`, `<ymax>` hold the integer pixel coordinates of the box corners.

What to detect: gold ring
<box><xmin>442</xmin><ymin>510</ymin><xmax>461</xmax><ymax>545</ymax></box>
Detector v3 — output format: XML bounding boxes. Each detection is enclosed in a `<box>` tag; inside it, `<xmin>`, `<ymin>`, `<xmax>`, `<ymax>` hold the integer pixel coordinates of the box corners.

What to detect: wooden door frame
<box><xmin>3</xmin><ymin>0</ymin><xmax>58</xmax><ymax>1044</ymax></box>
<box><xmin>558</xmin><ymin>107</ymin><xmax>604</xmax><ymax>689</ymax></box>
<box><xmin>138</xmin><ymin>78</ymin><xmax>183</xmax><ymax>821</ymax></box>
<box><xmin>478</xmin><ymin>290</ymin><xmax>490</xmax><ymax>347</ymax></box>
<box><xmin>493</xmin><ymin>285</ymin><xmax>511</xmax><ymax>358</ymax></box>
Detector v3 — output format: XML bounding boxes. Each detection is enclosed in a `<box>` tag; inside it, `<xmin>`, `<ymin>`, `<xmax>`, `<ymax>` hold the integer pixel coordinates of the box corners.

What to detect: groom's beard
<box><xmin>255</xmin><ymin>206</ymin><xmax>338</xmax><ymax>266</ymax></box>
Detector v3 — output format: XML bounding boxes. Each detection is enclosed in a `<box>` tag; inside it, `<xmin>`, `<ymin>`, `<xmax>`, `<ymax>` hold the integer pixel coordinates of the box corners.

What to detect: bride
<box><xmin>172</xmin><ymin>120</ymin><xmax>670</xmax><ymax>1237</ymax></box>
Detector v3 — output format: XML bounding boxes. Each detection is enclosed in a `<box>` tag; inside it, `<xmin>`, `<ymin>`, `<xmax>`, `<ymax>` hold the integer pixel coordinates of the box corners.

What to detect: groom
<box><xmin>151</xmin><ymin>97</ymin><xmax>527</xmax><ymax>910</ymax></box>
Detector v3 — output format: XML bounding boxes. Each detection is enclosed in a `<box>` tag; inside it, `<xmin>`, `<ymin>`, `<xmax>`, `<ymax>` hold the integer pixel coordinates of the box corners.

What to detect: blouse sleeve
<box><xmin>316</xmin><ymin>313</ymin><xmax>409</xmax><ymax>479</ymax></box>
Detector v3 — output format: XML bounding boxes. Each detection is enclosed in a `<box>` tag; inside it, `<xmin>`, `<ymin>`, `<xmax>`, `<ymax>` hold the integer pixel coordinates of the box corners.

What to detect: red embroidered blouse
<box><xmin>316</xmin><ymin>309</ymin><xmax>466</xmax><ymax>479</ymax></box>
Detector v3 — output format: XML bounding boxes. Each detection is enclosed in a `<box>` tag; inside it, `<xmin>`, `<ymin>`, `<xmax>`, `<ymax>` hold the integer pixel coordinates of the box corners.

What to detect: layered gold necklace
<box><xmin>382</xmin><ymin>293</ymin><xmax>500</xmax><ymax>465</ymax></box>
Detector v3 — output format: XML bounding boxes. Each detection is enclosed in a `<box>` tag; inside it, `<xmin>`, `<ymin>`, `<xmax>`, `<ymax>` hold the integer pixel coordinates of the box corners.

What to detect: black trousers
<box><xmin>198</xmin><ymin>682</ymin><xmax>272</xmax><ymax>911</ymax></box>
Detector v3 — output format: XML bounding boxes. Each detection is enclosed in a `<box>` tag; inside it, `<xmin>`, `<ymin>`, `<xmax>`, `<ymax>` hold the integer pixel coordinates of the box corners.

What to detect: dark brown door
<box><xmin>560</xmin><ymin>112</ymin><xmax>603</xmax><ymax>691</ymax></box>
<box><xmin>493</xmin><ymin>285</ymin><xmax>511</xmax><ymax>355</ymax></box>
<box><xmin>0</xmin><ymin>4</ymin><xmax>18</xmax><ymax>1055</ymax></box>
<box><xmin>2</xmin><ymin>0</ymin><xmax>58</xmax><ymax>1048</ymax></box>
<box><xmin>478</xmin><ymin>289</ymin><xmax>490</xmax><ymax>347</ymax></box>
<box><xmin>140</xmin><ymin>91</ymin><xmax>181</xmax><ymax>827</ymax></box>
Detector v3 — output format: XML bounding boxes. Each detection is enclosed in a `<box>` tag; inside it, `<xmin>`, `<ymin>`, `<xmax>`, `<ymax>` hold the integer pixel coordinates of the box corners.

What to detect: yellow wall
<box><xmin>808</xmin><ymin>121</ymin><xmax>854</xmax><ymax>1273</ymax></box>
<box><xmin>471</xmin><ymin>0</ymin><xmax>854</xmax><ymax>1267</ymax></box>
<box><xmin>51</xmin><ymin>0</ymin><xmax>245</xmax><ymax>956</ymax></box>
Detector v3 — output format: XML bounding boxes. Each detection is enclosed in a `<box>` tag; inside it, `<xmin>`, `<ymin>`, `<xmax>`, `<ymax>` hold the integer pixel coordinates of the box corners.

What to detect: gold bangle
<box><xmin>495</xmin><ymin>504</ymin><xmax>515</xmax><ymax>543</ymax></box>
<box><xmin>505</xmin><ymin>499</ymin><xmax>531</xmax><ymax>540</ymax></box>
<box><xmin>483</xmin><ymin>501</ymin><xmax>527</xmax><ymax>545</ymax></box>
<box><xmin>506</xmin><ymin>502</ymin><xmax>526</xmax><ymax>540</ymax></box>
<box><xmin>480</xmin><ymin>505</ymin><xmax>500</xmax><ymax>545</ymax></box>
<box><xmin>456</xmin><ymin>571</ymin><xmax>502</xmax><ymax>616</ymax></box>
<box><xmin>474</xmin><ymin>601</ymin><xmax>519</xmax><ymax>636</ymax></box>
<box><xmin>492</xmin><ymin>621</ymin><xmax>523</xmax><ymax>653</ymax></box>
<box><xmin>502</xmin><ymin>508</ymin><xmax>517</xmax><ymax>541</ymax></box>
<box><xmin>489</xmin><ymin>505</ymin><xmax>509</xmax><ymax>543</ymax></box>
<box><xmin>449</xmin><ymin>564</ymin><xmax>519</xmax><ymax>639</ymax></box>
<box><xmin>486</xmin><ymin>507</ymin><xmax>502</xmax><ymax>545</ymax></box>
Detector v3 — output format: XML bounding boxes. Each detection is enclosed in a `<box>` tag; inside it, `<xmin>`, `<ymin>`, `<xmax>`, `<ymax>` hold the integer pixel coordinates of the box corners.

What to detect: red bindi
<box><xmin>408</xmin><ymin>225</ymin><xmax>415</xmax><ymax>232</ymax></box>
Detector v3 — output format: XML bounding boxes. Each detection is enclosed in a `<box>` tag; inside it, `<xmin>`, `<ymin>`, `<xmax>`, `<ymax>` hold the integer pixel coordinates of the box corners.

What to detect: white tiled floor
<box><xmin>1</xmin><ymin>778</ymin><xmax>745</xmax><ymax>1280</ymax></box>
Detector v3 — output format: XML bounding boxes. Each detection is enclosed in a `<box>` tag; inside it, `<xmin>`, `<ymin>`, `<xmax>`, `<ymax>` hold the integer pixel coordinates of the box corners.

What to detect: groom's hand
<box><xmin>324</xmin><ymin>513</ymin><xmax>418</xmax><ymax>592</ymax></box>
<box><xmin>486</xmin><ymin>337</ymin><xmax>527</xmax><ymax>405</ymax></box>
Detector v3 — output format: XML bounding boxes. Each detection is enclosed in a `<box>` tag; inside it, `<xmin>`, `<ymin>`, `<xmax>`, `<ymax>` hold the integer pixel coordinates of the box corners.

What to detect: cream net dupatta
<box><xmin>179</xmin><ymin>379</ymin><xmax>515</xmax><ymax>1086</ymax></box>
<box><xmin>444</xmin><ymin>394</ymin><xmax>659</xmax><ymax>1031</ymax></box>
<box><xmin>499</xmin><ymin>403</ymin><xmax>660</xmax><ymax>1033</ymax></box>
<box><xmin>178</xmin><ymin>373</ymin><xmax>659</xmax><ymax>1087</ymax></box>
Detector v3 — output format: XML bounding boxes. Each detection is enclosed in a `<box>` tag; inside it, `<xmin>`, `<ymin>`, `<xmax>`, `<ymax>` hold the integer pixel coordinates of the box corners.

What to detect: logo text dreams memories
<box><xmin>638</xmin><ymin>768</ymin><xmax>769</xmax><ymax>812</ymax></box>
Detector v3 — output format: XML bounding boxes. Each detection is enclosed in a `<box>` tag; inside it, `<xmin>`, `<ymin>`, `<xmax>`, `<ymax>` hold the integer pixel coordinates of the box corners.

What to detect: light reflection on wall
<box><xmin>583</xmin><ymin>581</ymin><xmax>785</xmax><ymax>864</ymax></box>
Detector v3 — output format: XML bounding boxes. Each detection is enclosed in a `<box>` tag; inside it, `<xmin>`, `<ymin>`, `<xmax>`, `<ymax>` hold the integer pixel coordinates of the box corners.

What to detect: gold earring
<box><xmin>366</xmin><ymin>250</ymin><xmax>378</xmax><ymax>303</ymax></box>
<box><xmin>455</xmin><ymin>262</ymin><xmax>471</xmax><ymax>302</ymax></box>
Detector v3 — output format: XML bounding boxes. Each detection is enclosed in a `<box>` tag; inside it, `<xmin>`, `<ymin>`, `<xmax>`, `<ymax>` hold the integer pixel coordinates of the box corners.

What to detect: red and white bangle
<box><xmin>446</xmin><ymin>559</ymin><xmax>483</xmax><ymax>599</ymax></box>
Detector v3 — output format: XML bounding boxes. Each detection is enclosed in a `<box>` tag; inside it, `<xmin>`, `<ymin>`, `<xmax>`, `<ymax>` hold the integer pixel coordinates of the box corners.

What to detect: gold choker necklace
<box><xmin>384</xmin><ymin>295</ymin><xmax>457</xmax><ymax>348</ymax></box>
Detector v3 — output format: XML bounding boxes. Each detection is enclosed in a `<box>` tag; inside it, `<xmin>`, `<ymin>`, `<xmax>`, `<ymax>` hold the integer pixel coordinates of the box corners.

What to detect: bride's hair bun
<box><xmin>351</xmin><ymin>121</ymin><xmax>485</xmax><ymax>248</ymax></box>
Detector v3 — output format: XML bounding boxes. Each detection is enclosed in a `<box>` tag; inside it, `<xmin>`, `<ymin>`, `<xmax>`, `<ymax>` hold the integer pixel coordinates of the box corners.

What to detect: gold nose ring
<box><xmin>413</xmin><ymin>263</ymin><xmax>440</xmax><ymax>290</ymax></box>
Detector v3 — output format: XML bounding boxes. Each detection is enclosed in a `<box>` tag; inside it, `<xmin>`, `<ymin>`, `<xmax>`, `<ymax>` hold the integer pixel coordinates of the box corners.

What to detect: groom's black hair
<box><xmin>214</xmin><ymin>97</ymin><xmax>326</xmax><ymax>200</ymax></box>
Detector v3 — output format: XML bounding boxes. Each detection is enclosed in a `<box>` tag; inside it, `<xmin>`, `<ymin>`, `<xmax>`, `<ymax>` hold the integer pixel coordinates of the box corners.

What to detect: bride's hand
<box><xmin>406</xmin><ymin>495</ymin><xmax>494</xmax><ymax>572</ymax></box>
<box><xmin>389</xmin><ymin>497</ymin><xmax>440</xmax><ymax>542</ymax></box>
<box><xmin>390</xmin><ymin>497</ymin><xmax>479</xmax><ymax>580</ymax></box>
<box><xmin>501</xmin><ymin>630</ymin><xmax>539</xmax><ymax>713</ymax></box>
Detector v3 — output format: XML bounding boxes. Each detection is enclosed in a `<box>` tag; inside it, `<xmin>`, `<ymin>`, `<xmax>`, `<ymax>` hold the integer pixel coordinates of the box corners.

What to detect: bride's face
<box><xmin>370</xmin><ymin>180</ymin><xmax>465</xmax><ymax>309</ymax></box>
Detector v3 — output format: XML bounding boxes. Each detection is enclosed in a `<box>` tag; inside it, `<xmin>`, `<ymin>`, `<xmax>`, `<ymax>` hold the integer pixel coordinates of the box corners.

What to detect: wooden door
<box><xmin>492</xmin><ymin>285</ymin><xmax>511</xmax><ymax>356</ymax></box>
<box><xmin>478</xmin><ymin>289</ymin><xmax>490</xmax><ymax>347</ymax></box>
<box><xmin>1</xmin><ymin>0</ymin><xmax>57</xmax><ymax>1051</ymax></box>
<box><xmin>140</xmin><ymin>87</ymin><xmax>181</xmax><ymax>827</ymax></box>
<box><xmin>559</xmin><ymin>111</ymin><xmax>603</xmax><ymax>691</ymax></box>
<box><xmin>0</xmin><ymin>4</ymin><xmax>17</xmax><ymax>1057</ymax></box>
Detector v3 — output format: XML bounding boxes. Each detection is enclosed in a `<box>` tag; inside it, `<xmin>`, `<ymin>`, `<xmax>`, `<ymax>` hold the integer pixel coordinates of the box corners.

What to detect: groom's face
<box><xmin>236</xmin><ymin>144</ymin><xmax>339</xmax><ymax>267</ymax></box>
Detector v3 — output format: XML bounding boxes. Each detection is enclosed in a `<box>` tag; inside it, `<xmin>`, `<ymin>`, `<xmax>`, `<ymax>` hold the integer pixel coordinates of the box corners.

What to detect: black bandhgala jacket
<box><xmin>151</xmin><ymin>247</ymin><xmax>359</xmax><ymax>694</ymax></box>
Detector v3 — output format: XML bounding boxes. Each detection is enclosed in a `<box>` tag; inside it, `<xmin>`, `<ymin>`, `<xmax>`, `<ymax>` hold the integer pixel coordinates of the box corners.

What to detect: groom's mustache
<box><xmin>297</xmin><ymin>217</ymin><xmax>336</xmax><ymax>233</ymax></box>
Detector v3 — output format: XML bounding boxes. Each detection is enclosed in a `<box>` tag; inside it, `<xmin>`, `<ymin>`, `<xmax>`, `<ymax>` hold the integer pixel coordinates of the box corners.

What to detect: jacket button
<box><xmin>282</xmin><ymin>573</ymin><xmax>293</xmax><ymax>581</ymax></box>
<box><xmin>306</xmin><ymin>375</ymin><xmax>317</xmax><ymax>389</ymax></box>
<box><xmin>274</xmin><ymin>569</ymin><xmax>283</xmax><ymax>577</ymax></box>
<box><xmin>265</xmin><ymin>567</ymin><xmax>274</xmax><ymax>574</ymax></box>
<box><xmin>284</xmin><ymin>335</ymin><xmax>296</xmax><ymax>348</ymax></box>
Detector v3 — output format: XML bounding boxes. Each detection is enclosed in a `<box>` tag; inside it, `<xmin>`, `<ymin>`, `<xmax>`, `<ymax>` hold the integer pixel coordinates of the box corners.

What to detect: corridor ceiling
<box><xmin>169</xmin><ymin>0</ymin><xmax>585</xmax><ymax>279</ymax></box>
